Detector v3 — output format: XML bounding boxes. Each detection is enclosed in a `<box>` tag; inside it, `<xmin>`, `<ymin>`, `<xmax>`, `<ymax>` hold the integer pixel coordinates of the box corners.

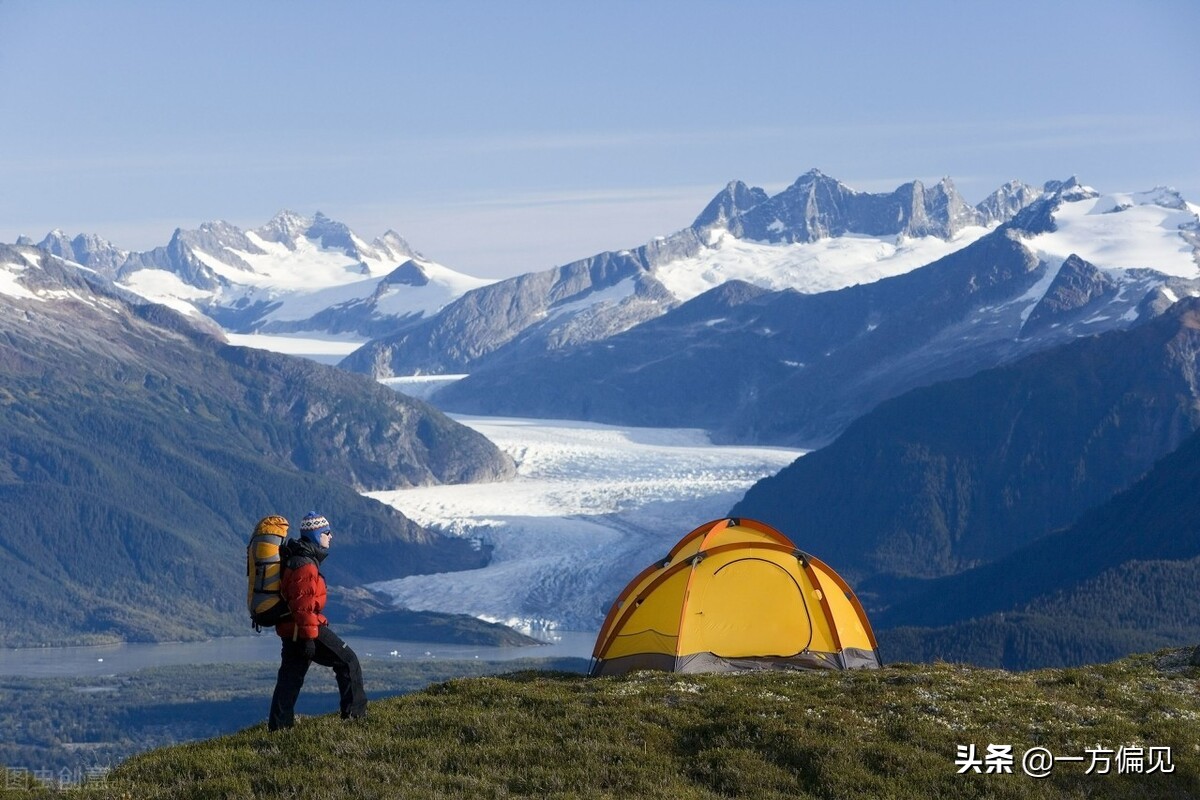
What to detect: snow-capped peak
<box><xmin>652</xmin><ymin>173</ymin><xmax>1045</xmax><ymax>303</ymax></box>
<box><xmin>196</xmin><ymin>219</ymin><xmax>248</xmax><ymax>240</ymax></box>
<box><xmin>1136</xmin><ymin>186</ymin><xmax>1190</xmax><ymax>212</ymax></box>
<box><xmin>1043</xmin><ymin>176</ymin><xmax>1099</xmax><ymax>203</ymax></box>
<box><xmin>36</xmin><ymin>230</ymin><xmax>130</xmax><ymax>275</ymax></box>
<box><xmin>256</xmin><ymin>210</ymin><xmax>313</xmax><ymax>245</ymax></box>
<box><xmin>0</xmin><ymin>245</ymin><xmax>134</xmax><ymax>311</ymax></box>
<box><xmin>1022</xmin><ymin>184</ymin><xmax>1200</xmax><ymax>279</ymax></box>
<box><xmin>101</xmin><ymin>211</ymin><xmax>496</xmax><ymax>338</ymax></box>
<box><xmin>691</xmin><ymin>170</ymin><xmax>1038</xmax><ymax>248</ymax></box>
<box><xmin>374</xmin><ymin>230</ymin><xmax>423</xmax><ymax>262</ymax></box>
<box><xmin>977</xmin><ymin>180</ymin><xmax>1043</xmax><ymax>225</ymax></box>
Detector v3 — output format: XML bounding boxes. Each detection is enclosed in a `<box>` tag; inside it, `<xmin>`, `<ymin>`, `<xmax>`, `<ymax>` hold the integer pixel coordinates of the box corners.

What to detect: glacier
<box><xmin>365</xmin><ymin>414</ymin><xmax>806</xmax><ymax>636</ymax></box>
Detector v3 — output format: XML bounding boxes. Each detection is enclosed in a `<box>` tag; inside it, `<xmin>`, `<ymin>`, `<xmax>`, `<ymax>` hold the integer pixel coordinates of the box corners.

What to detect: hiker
<box><xmin>268</xmin><ymin>512</ymin><xmax>368</xmax><ymax>731</ymax></box>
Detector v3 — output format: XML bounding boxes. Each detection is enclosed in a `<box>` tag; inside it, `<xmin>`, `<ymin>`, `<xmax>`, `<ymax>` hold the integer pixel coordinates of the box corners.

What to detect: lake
<box><xmin>0</xmin><ymin>630</ymin><xmax>598</xmax><ymax>678</ymax></box>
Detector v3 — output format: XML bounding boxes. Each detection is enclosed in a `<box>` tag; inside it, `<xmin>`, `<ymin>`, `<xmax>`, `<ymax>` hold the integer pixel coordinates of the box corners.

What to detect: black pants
<box><xmin>268</xmin><ymin>626</ymin><xmax>367</xmax><ymax>730</ymax></box>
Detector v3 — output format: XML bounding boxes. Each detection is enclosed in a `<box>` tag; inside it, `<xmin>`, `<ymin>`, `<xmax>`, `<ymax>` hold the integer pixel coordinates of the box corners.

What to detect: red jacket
<box><xmin>276</xmin><ymin>544</ymin><xmax>329</xmax><ymax>640</ymax></box>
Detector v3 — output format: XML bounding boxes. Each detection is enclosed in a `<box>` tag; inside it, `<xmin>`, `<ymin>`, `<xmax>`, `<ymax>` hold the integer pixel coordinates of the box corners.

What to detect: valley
<box><xmin>3</xmin><ymin>168</ymin><xmax>1200</xmax><ymax>672</ymax></box>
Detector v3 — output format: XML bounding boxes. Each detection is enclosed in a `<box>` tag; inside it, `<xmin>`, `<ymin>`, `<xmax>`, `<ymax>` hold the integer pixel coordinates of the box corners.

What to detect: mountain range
<box><xmin>11</xmin><ymin>167</ymin><xmax>1200</xmax><ymax>670</ymax></box>
<box><xmin>340</xmin><ymin>170</ymin><xmax>1043</xmax><ymax>378</ymax></box>
<box><xmin>721</xmin><ymin>293</ymin><xmax>1200</xmax><ymax>669</ymax></box>
<box><xmin>28</xmin><ymin>211</ymin><xmax>493</xmax><ymax>339</ymax></box>
<box><xmin>432</xmin><ymin>180</ymin><xmax>1200</xmax><ymax>446</ymax></box>
<box><xmin>0</xmin><ymin>244</ymin><xmax>514</xmax><ymax>646</ymax></box>
<box><xmin>25</xmin><ymin>171</ymin><xmax>1049</xmax><ymax>394</ymax></box>
<box><xmin>731</xmin><ymin>296</ymin><xmax>1200</xmax><ymax>582</ymax></box>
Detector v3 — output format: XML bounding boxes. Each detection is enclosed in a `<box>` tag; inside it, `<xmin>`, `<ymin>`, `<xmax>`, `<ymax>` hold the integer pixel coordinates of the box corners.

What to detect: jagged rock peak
<box><xmin>39</xmin><ymin>230</ymin><xmax>112</xmax><ymax>251</ymax></box>
<box><xmin>977</xmin><ymin>180</ymin><xmax>1042</xmax><ymax>225</ymax></box>
<box><xmin>256</xmin><ymin>210</ymin><xmax>314</xmax><ymax>244</ymax></box>
<box><xmin>1043</xmin><ymin>176</ymin><xmax>1098</xmax><ymax>202</ymax></box>
<box><xmin>169</xmin><ymin>220</ymin><xmax>265</xmax><ymax>266</ymax></box>
<box><xmin>790</xmin><ymin>167</ymin><xmax>839</xmax><ymax>186</ymax></box>
<box><xmin>248</xmin><ymin>210</ymin><xmax>370</xmax><ymax>258</ymax></box>
<box><xmin>38</xmin><ymin>230</ymin><xmax>75</xmax><ymax>258</ymax></box>
<box><xmin>692</xmin><ymin>180</ymin><xmax>770</xmax><ymax>229</ymax></box>
<box><xmin>923</xmin><ymin>177</ymin><xmax>979</xmax><ymax>232</ymax></box>
<box><xmin>690</xmin><ymin>172</ymin><xmax>1045</xmax><ymax>247</ymax></box>
<box><xmin>1020</xmin><ymin>253</ymin><xmax>1117</xmax><ymax>336</ymax></box>
<box><xmin>375</xmin><ymin>230</ymin><xmax>423</xmax><ymax>261</ymax></box>
<box><xmin>1044</xmin><ymin>176</ymin><xmax>1080</xmax><ymax>193</ymax></box>
<box><xmin>306</xmin><ymin>212</ymin><xmax>360</xmax><ymax>255</ymax></box>
<box><xmin>36</xmin><ymin>229</ymin><xmax>129</xmax><ymax>274</ymax></box>
<box><xmin>195</xmin><ymin>219</ymin><xmax>245</xmax><ymax>237</ymax></box>
<box><xmin>309</xmin><ymin>211</ymin><xmax>350</xmax><ymax>235</ymax></box>
<box><xmin>707</xmin><ymin>169</ymin><xmax>988</xmax><ymax>244</ymax></box>
<box><xmin>776</xmin><ymin>169</ymin><xmax>854</xmax><ymax>205</ymax></box>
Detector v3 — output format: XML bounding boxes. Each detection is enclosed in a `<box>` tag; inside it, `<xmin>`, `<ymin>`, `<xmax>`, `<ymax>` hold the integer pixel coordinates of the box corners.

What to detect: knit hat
<box><xmin>300</xmin><ymin>512</ymin><xmax>331</xmax><ymax>542</ymax></box>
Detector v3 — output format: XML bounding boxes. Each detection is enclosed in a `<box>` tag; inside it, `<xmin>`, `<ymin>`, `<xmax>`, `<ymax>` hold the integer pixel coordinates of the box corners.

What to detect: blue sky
<box><xmin>2</xmin><ymin>1</ymin><xmax>1197</xmax><ymax>277</ymax></box>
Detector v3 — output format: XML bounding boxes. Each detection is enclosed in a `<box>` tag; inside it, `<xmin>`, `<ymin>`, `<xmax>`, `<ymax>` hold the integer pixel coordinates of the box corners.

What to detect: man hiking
<box><xmin>268</xmin><ymin>511</ymin><xmax>368</xmax><ymax>731</ymax></box>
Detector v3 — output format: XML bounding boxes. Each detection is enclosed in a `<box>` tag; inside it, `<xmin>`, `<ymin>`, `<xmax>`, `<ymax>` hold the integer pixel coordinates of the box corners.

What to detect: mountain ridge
<box><xmin>730</xmin><ymin>295</ymin><xmax>1200</xmax><ymax>592</ymax></box>
<box><xmin>30</xmin><ymin>209</ymin><xmax>490</xmax><ymax>340</ymax></box>
<box><xmin>877</xmin><ymin>409</ymin><xmax>1200</xmax><ymax>638</ymax></box>
<box><xmin>0</xmin><ymin>245</ymin><xmax>514</xmax><ymax>645</ymax></box>
<box><xmin>342</xmin><ymin>171</ymin><xmax>1044</xmax><ymax>380</ymax></box>
<box><xmin>431</xmin><ymin>180</ymin><xmax>1200</xmax><ymax>445</ymax></box>
<box><xmin>698</xmin><ymin>169</ymin><xmax>1038</xmax><ymax>243</ymax></box>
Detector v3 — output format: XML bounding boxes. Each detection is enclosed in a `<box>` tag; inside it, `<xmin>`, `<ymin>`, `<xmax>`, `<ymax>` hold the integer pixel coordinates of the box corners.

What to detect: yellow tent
<box><xmin>589</xmin><ymin>518</ymin><xmax>882</xmax><ymax>676</ymax></box>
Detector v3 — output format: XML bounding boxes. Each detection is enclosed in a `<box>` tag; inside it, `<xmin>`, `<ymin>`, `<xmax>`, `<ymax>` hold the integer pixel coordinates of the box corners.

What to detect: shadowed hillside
<box><xmin>733</xmin><ymin>297</ymin><xmax>1200</xmax><ymax>586</ymax></box>
<box><xmin>0</xmin><ymin>247</ymin><xmax>515</xmax><ymax>645</ymax></box>
<box><xmin>875</xmin><ymin>421</ymin><xmax>1200</xmax><ymax>668</ymax></box>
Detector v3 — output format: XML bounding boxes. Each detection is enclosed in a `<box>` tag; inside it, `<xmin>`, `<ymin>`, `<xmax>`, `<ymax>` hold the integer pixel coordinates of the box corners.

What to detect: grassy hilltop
<box><xmin>11</xmin><ymin>649</ymin><xmax>1200</xmax><ymax>799</ymax></box>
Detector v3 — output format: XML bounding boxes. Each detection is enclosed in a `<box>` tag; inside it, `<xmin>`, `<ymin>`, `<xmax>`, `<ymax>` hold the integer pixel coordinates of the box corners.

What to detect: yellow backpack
<box><xmin>247</xmin><ymin>515</ymin><xmax>292</xmax><ymax>630</ymax></box>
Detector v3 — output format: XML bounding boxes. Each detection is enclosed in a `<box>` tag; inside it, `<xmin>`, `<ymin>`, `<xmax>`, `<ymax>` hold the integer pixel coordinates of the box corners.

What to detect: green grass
<box><xmin>17</xmin><ymin>648</ymin><xmax>1200</xmax><ymax>799</ymax></box>
<box><xmin>0</xmin><ymin>657</ymin><xmax>586</xmax><ymax>778</ymax></box>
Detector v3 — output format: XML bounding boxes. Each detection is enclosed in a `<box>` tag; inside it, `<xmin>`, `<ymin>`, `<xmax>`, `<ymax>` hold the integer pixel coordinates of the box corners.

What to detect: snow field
<box><xmin>654</xmin><ymin>225</ymin><xmax>998</xmax><ymax>301</ymax></box>
<box><xmin>1026</xmin><ymin>189</ymin><xmax>1200</xmax><ymax>278</ymax></box>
